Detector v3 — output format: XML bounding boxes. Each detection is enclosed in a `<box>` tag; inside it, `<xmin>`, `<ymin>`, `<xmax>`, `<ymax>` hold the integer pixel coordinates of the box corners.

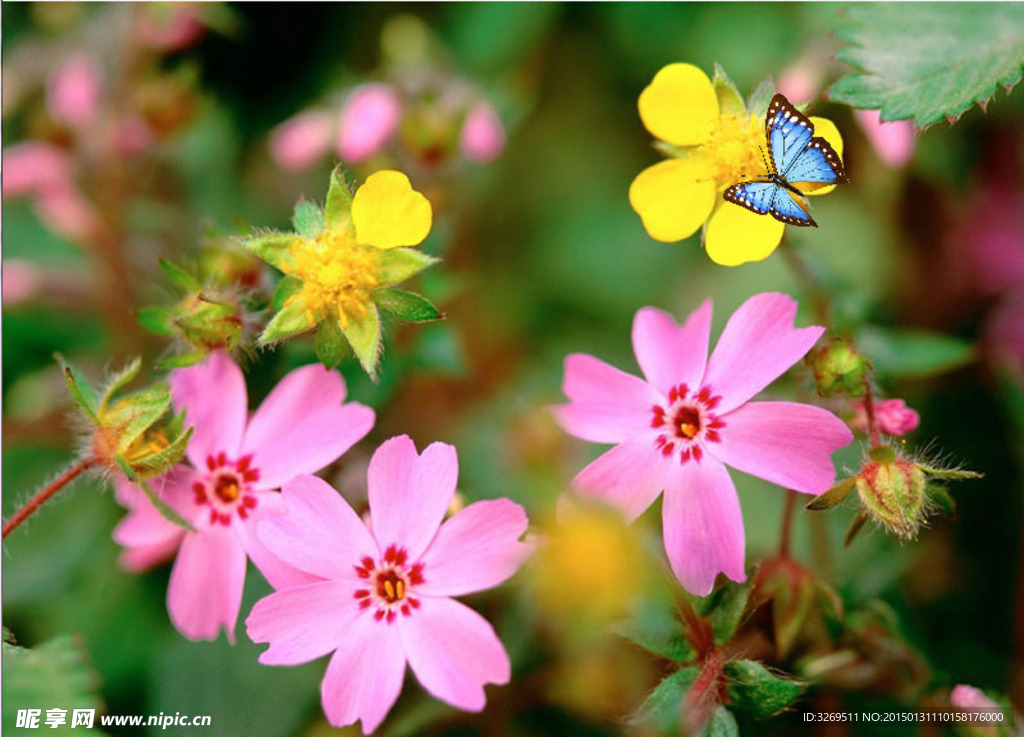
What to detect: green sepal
<box><xmin>724</xmin><ymin>660</ymin><xmax>805</xmax><ymax>718</ymax></box>
<box><xmin>157</xmin><ymin>351</ymin><xmax>209</xmax><ymax>370</ymax></box>
<box><xmin>159</xmin><ymin>259</ymin><xmax>202</xmax><ymax>292</ymax></box>
<box><xmin>926</xmin><ymin>485</ymin><xmax>957</xmax><ymax>519</ymax></box>
<box><xmin>375</xmin><ymin>247</ymin><xmax>439</xmax><ymax>285</ymax></box>
<box><xmin>806</xmin><ymin>477</ymin><xmax>857</xmax><ymax>511</ymax></box>
<box><xmin>131</xmin><ymin>425</ymin><xmax>193</xmax><ymax>478</ymax></box>
<box><xmin>653</xmin><ymin>140</ymin><xmax>703</xmax><ymax>160</ymax></box>
<box><xmin>915</xmin><ymin>464</ymin><xmax>982</xmax><ymax>481</ymax></box>
<box><xmin>315</xmin><ymin>319</ymin><xmax>350</xmax><ymax>368</ymax></box>
<box><xmin>712</xmin><ymin>63</ymin><xmax>747</xmax><ymax>118</ymax></box>
<box><xmin>137</xmin><ymin>306</ymin><xmax>175</xmax><ymax>336</ymax></box>
<box><xmin>99</xmin><ymin>357</ymin><xmax>143</xmax><ymax>414</ymax></box>
<box><xmin>706</xmin><ymin>582</ymin><xmax>751</xmax><ymax>645</ymax></box>
<box><xmin>259</xmin><ymin>301</ymin><xmax>315</xmax><ymax>344</ymax></box>
<box><xmin>746</xmin><ymin>76</ymin><xmax>777</xmax><ymax>117</ymax></box>
<box><xmin>272</xmin><ymin>275</ymin><xmax>304</xmax><ymax>311</ymax></box>
<box><xmin>325</xmin><ymin>165</ymin><xmax>355</xmax><ymax>232</ymax></box>
<box><xmin>115</xmin><ymin>455</ymin><xmax>195</xmax><ymax>531</ymax></box>
<box><xmin>108</xmin><ymin>387</ymin><xmax>173</xmax><ymax>452</ymax></box>
<box><xmin>633</xmin><ymin>667</ymin><xmax>700</xmax><ymax>732</ymax></box>
<box><xmin>57</xmin><ymin>354</ymin><xmax>100</xmax><ymax>423</ymax></box>
<box><xmin>699</xmin><ymin>705</ymin><xmax>739</xmax><ymax>737</ymax></box>
<box><xmin>844</xmin><ymin>510</ymin><xmax>871</xmax><ymax>547</ymax></box>
<box><xmin>340</xmin><ymin>305</ymin><xmax>382</xmax><ymax>378</ymax></box>
<box><xmin>293</xmin><ymin>200</ymin><xmax>325</xmax><ymax>239</ymax></box>
<box><xmin>244</xmin><ymin>231</ymin><xmax>298</xmax><ymax>271</ymax></box>
<box><xmin>374</xmin><ymin>288</ymin><xmax>443</xmax><ymax>323</ymax></box>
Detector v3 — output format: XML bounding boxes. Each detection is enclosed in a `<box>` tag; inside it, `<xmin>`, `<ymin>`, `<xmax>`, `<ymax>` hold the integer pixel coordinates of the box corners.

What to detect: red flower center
<box><xmin>650</xmin><ymin>383</ymin><xmax>726</xmax><ymax>464</ymax></box>
<box><xmin>353</xmin><ymin>544</ymin><xmax>426</xmax><ymax>624</ymax></box>
<box><xmin>192</xmin><ymin>452</ymin><xmax>261</xmax><ymax>526</ymax></box>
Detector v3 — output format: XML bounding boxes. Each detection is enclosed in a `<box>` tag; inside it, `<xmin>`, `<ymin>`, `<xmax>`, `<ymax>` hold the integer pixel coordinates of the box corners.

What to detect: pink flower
<box><xmin>951</xmin><ymin>684</ymin><xmax>998</xmax><ymax>710</ymax></box>
<box><xmin>136</xmin><ymin>3</ymin><xmax>206</xmax><ymax>52</ymax></box>
<box><xmin>246</xmin><ymin>436</ymin><xmax>532</xmax><ymax>733</ymax></box>
<box><xmin>851</xmin><ymin>398</ymin><xmax>920</xmax><ymax>437</ymax></box>
<box><xmin>553</xmin><ymin>293</ymin><xmax>852</xmax><ymax>595</ymax></box>
<box><xmin>270</xmin><ymin>111</ymin><xmax>335</xmax><ymax>171</ymax></box>
<box><xmin>337</xmin><ymin>84</ymin><xmax>402</xmax><ymax>163</ymax></box>
<box><xmin>854</xmin><ymin>109</ymin><xmax>916</xmax><ymax>168</ymax></box>
<box><xmin>114</xmin><ymin>352</ymin><xmax>375</xmax><ymax>641</ymax></box>
<box><xmin>47</xmin><ymin>55</ymin><xmax>103</xmax><ymax>129</ymax></box>
<box><xmin>460</xmin><ymin>102</ymin><xmax>505</xmax><ymax>162</ymax></box>
<box><xmin>2</xmin><ymin>142</ymin><xmax>74</xmax><ymax>198</ymax></box>
<box><xmin>1</xmin><ymin>259</ymin><xmax>42</xmax><ymax>306</ymax></box>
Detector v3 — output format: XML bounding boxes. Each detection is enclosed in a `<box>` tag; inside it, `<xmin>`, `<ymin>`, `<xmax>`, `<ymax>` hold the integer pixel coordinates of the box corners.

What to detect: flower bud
<box><xmin>851</xmin><ymin>397</ymin><xmax>920</xmax><ymax>437</ymax></box>
<box><xmin>855</xmin><ymin>451</ymin><xmax>926</xmax><ymax>538</ymax></box>
<box><xmin>460</xmin><ymin>101</ymin><xmax>505</xmax><ymax>162</ymax></box>
<box><xmin>47</xmin><ymin>55</ymin><xmax>103</xmax><ymax>130</ymax></box>
<box><xmin>336</xmin><ymin>84</ymin><xmax>401</xmax><ymax>163</ymax></box>
<box><xmin>808</xmin><ymin>337</ymin><xmax>871</xmax><ymax>397</ymax></box>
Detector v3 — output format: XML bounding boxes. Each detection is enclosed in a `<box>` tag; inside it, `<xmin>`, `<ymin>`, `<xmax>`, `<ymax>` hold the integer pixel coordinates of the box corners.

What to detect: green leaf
<box><xmin>98</xmin><ymin>357</ymin><xmax>143</xmax><ymax>413</ymax></box>
<box><xmin>292</xmin><ymin>200</ymin><xmax>325</xmax><ymax>239</ymax></box>
<box><xmin>698</xmin><ymin>706</ymin><xmax>739</xmax><ymax>737</ymax></box>
<box><xmin>724</xmin><ymin>660</ymin><xmax>805</xmax><ymax>718</ymax></box>
<box><xmin>375</xmin><ymin>247</ymin><xmax>439</xmax><ymax>285</ymax></box>
<box><xmin>614</xmin><ymin>606</ymin><xmax>696</xmax><ymax>663</ymax></box>
<box><xmin>633</xmin><ymin>667</ymin><xmax>699</xmax><ymax>732</ymax></box>
<box><xmin>325</xmin><ymin>165</ymin><xmax>354</xmax><ymax>232</ymax></box>
<box><xmin>374</xmin><ymin>289</ymin><xmax>444</xmax><ymax>323</ymax></box>
<box><xmin>712</xmin><ymin>63</ymin><xmax>746</xmax><ymax>118</ymax></box>
<box><xmin>828</xmin><ymin>4</ymin><xmax>1024</xmax><ymax>127</ymax></box>
<box><xmin>159</xmin><ymin>259</ymin><xmax>201</xmax><ymax>292</ymax></box>
<box><xmin>244</xmin><ymin>231</ymin><xmax>297</xmax><ymax>271</ymax></box>
<box><xmin>271</xmin><ymin>275</ymin><xmax>304</xmax><ymax>312</ymax></box>
<box><xmin>707</xmin><ymin>582</ymin><xmax>750</xmax><ymax>645</ymax></box>
<box><xmin>340</xmin><ymin>306</ymin><xmax>382</xmax><ymax>378</ymax></box>
<box><xmin>2</xmin><ymin>636</ymin><xmax>104</xmax><ymax>733</ymax></box>
<box><xmin>314</xmin><ymin>319</ymin><xmax>350</xmax><ymax>368</ymax></box>
<box><xmin>137</xmin><ymin>306</ymin><xmax>174</xmax><ymax>336</ymax></box>
<box><xmin>259</xmin><ymin>301</ymin><xmax>315</xmax><ymax>344</ymax></box>
<box><xmin>857</xmin><ymin>326</ymin><xmax>975</xmax><ymax>378</ymax></box>
<box><xmin>57</xmin><ymin>355</ymin><xmax>99</xmax><ymax>423</ymax></box>
<box><xmin>115</xmin><ymin>456</ymin><xmax>194</xmax><ymax>531</ymax></box>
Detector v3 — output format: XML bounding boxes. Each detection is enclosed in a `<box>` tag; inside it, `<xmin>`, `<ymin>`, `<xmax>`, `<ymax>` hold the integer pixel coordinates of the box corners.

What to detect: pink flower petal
<box><xmin>2</xmin><ymin>142</ymin><xmax>74</xmax><ymax>197</ymax></box>
<box><xmin>258</xmin><ymin>475</ymin><xmax>379</xmax><ymax>581</ymax></box>
<box><xmin>855</xmin><ymin>109</ymin><xmax>916</xmax><ymax>168</ymax></box>
<box><xmin>337</xmin><ymin>84</ymin><xmax>401</xmax><ymax>163</ymax></box>
<box><xmin>703</xmin><ymin>293</ymin><xmax>824</xmax><ymax>413</ymax></box>
<box><xmin>572</xmin><ymin>440</ymin><xmax>668</xmax><ymax>522</ymax></box>
<box><xmin>416</xmin><ymin>499</ymin><xmax>532</xmax><ymax>597</ymax></box>
<box><xmin>552</xmin><ymin>354</ymin><xmax>661</xmax><ymax>443</ymax></box>
<box><xmin>398</xmin><ymin>597</ymin><xmax>510</xmax><ymax>712</ymax></box>
<box><xmin>167</xmin><ymin>527</ymin><xmax>247</xmax><ymax>642</ymax></box>
<box><xmin>242</xmin><ymin>363</ymin><xmax>375</xmax><ymax>490</ymax></box>
<box><xmin>270</xmin><ymin>111</ymin><xmax>334</xmax><ymax>171</ymax></box>
<box><xmin>47</xmin><ymin>55</ymin><xmax>103</xmax><ymax>129</ymax></box>
<box><xmin>632</xmin><ymin>301</ymin><xmax>712</xmax><ymax>395</ymax></box>
<box><xmin>235</xmin><ymin>497</ymin><xmax>323</xmax><ymax>591</ymax></box>
<box><xmin>460</xmin><ymin>102</ymin><xmax>506</xmax><ymax>162</ymax></box>
<box><xmin>951</xmin><ymin>685</ymin><xmax>998</xmax><ymax>711</ymax></box>
<box><xmin>246</xmin><ymin>580</ymin><xmax>362</xmax><ymax>665</ymax></box>
<box><xmin>170</xmin><ymin>351</ymin><xmax>248</xmax><ymax>469</ymax></box>
<box><xmin>113</xmin><ymin>471</ymin><xmax>192</xmax><ymax>570</ymax></box>
<box><xmin>320</xmin><ymin>614</ymin><xmax>406</xmax><ymax>733</ymax></box>
<box><xmin>708</xmin><ymin>401</ymin><xmax>851</xmax><ymax>494</ymax></box>
<box><xmin>367</xmin><ymin>436</ymin><xmax>457</xmax><ymax>560</ymax></box>
<box><xmin>662</xmin><ymin>458</ymin><xmax>745</xmax><ymax>596</ymax></box>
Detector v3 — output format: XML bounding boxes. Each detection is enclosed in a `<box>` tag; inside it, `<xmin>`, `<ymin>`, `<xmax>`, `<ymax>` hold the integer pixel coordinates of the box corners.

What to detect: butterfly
<box><xmin>724</xmin><ymin>93</ymin><xmax>848</xmax><ymax>228</ymax></box>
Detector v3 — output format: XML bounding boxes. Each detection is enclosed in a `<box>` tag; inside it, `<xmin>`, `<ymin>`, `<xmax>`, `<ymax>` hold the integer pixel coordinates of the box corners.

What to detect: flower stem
<box><xmin>861</xmin><ymin>380</ymin><xmax>883</xmax><ymax>448</ymax></box>
<box><xmin>2</xmin><ymin>457</ymin><xmax>98</xmax><ymax>538</ymax></box>
<box><xmin>779</xmin><ymin>490</ymin><xmax>798</xmax><ymax>558</ymax></box>
<box><xmin>677</xmin><ymin>595</ymin><xmax>714</xmax><ymax>657</ymax></box>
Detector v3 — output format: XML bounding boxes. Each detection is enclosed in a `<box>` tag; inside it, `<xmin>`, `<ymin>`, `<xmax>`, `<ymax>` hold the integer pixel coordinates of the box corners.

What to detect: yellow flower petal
<box><xmin>352</xmin><ymin>170</ymin><xmax>432</xmax><ymax>249</ymax></box>
<box><xmin>798</xmin><ymin>117</ymin><xmax>844</xmax><ymax>197</ymax></box>
<box><xmin>638</xmin><ymin>63</ymin><xmax>718</xmax><ymax>146</ymax></box>
<box><xmin>704</xmin><ymin>198</ymin><xmax>785</xmax><ymax>266</ymax></box>
<box><xmin>629</xmin><ymin>158</ymin><xmax>716</xmax><ymax>242</ymax></box>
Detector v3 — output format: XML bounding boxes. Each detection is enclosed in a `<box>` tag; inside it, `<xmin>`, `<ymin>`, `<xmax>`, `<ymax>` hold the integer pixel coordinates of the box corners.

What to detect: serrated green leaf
<box><xmin>292</xmin><ymin>200</ymin><xmax>325</xmax><ymax>239</ymax></box>
<box><xmin>58</xmin><ymin>355</ymin><xmax>99</xmax><ymax>423</ymax></box>
<box><xmin>828</xmin><ymin>4</ymin><xmax>1024</xmax><ymax>127</ymax></box>
<box><xmin>272</xmin><ymin>275</ymin><xmax>304</xmax><ymax>312</ymax></box>
<box><xmin>99</xmin><ymin>357</ymin><xmax>143</xmax><ymax>413</ymax></box>
<box><xmin>137</xmin><ymin>306</ymin><xmax>174</xmax><ymax>336</ymax></box>
<box><xmin>315</xmin><ymin>319</ymin><xmax>350</xmax><ymax>368</ymax></box>
<box><xmin>724</xmin><ymin>660</ymin><xmax>805</xmax><ymax>718</ymax></box>
<box><xmin>244</xmin><ymin>231</ymin><xmax>298</xmax><ymax>271</ymax></box>
<box><xmin>633</xmin><ymin>667</ymin><xmax>699</xmax><ymax>732</ymax></box>
<box><xmin>707</xmin><ymin>582</ymin><xmax>750</xmax><ymax>645</ymax></box>
<box><xmin>340</xmin><ymin>306</ymin><xmax>382</xmax><ymax>378</ymax></box>
<box><xmin>115</xmin><ymin>456</ymin><xmax>194</xmax><ymax>531</ymax></box>
<box><xmin>713</xmin><ymin>63</ymin><xmax>746</xmax><ymax>118</ymax></box>
<box><xmin>698</xmin><ymin>705</ymin><xmax>739</xmax><ymax>737</ymax></box>
<box><xmin>614</xmin><ymin>607</ymin><xmax>696</xmax><ymax>663</ymax></box>
<box><xmin>259</xmin><ymin>301</ymin><xmax>316</xmax><ymax>344</ymax></box>
<box><xmin>375</xmin><ymin>247</ymin><xmax>439</xmax><ymax>285</ymax></box>
<box><xmin>374</xmin><ymin>289</ymin><xmax>443</xmax><ymax>323</ymax></box>
<box><xmin>857</xmin><ymin>326</ymin><xmax>975</xmax><ymax>378</ymax></box>
<box><xmin>325</xmin><ymin>165</ymin><xmax>354</xmax><ymax>232</ymax></box>
<box><xmin>2</xmin><ymin>636</ymin><xmax>104</xmax><ymax>734</ymax></box>
<box><xmin>159</xmin><ymin>259</ymin><xmax>201</xmax><ymax>292</ymax></box>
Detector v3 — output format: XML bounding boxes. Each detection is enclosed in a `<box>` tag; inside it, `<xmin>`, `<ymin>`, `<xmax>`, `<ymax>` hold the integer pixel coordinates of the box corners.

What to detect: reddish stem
<box><xmin>2</xmin><ymin>457</ymin><xmax>98</xmax><ymax>538</ymax></box>
<box><xmin>779</xmin><ymin>490</ymin><xmax>798</xmax><ymax>558</ymax></box>
<box><xmin>862</xmin><ymin>380</ymin><xmax>883</xmax><ymax>448</ymax></box>
<box><xmin>677</xmin><ymin>595</ymin><xmax>715</xmax><ymax>657</ymax></box>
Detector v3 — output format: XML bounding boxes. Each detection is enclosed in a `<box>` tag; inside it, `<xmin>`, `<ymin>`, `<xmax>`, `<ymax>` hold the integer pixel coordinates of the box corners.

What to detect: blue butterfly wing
<box><xmin>723</xmin><ymin>180</ymin><xmax>778</xmax><ymax>215</ymax></box>
<box><xmin>785</xmin><ymin>137</ymin><xmax>848</xmax><ymax>186</ymax></box>
<box><xmin>769</xmin><ymin>187</ymin><xmax>816</xmax><ymax>227</ymax></box>
<box><xmin>767</xmin><ymin>95</ymin><xmax>814</xmax><ymax>177</ymax></box>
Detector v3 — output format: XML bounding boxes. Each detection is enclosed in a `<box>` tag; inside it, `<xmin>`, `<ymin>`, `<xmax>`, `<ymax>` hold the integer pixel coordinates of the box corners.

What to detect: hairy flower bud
<box><xmin>855</xmin><ymin>452</ymin><xmax>927</xmax><ymax>538</ymax></box>
<box><xmin>809</xmin><ymin>338</ymin><xmax>871</xmax><ymax>397</ymax></box>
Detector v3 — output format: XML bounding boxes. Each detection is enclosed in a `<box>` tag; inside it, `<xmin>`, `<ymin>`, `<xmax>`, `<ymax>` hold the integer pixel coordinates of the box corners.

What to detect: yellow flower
<box><xmin>629</xmin><ymin>63</ymin><xmax>844</xmax><ymax>266</ymax></box>
<box><xmin>245</xmin><ymin>168</ymin><xmax>440</xmax><ymax>375</ymax></box>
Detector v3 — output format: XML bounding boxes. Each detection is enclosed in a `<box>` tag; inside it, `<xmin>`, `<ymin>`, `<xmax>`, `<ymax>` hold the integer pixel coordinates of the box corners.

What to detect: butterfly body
<box><xmin>724</xmin><ymin>94</ymin><xmax>848</xmax><ymax>228</ymax></box>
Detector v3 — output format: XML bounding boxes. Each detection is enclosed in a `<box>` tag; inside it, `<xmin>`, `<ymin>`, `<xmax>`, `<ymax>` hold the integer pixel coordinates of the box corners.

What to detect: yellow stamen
<box><xmin>680</xmin><ymin>422</ymin><xmax>698</xmax><ymax>439</ymax></box>
<box><xmin>383</xmin><ymin>579</ymin><xmax>396</xmax><ymax>600</ymax></box>
<box><xmin>701</xmin><ymin>113</ymin><xmax>765</xmax><ymax>191</ymax></box>
<box><xmin>396</xmin><ymin>580</ymin><xmax>405</xmax><ymax>600</ymax></box>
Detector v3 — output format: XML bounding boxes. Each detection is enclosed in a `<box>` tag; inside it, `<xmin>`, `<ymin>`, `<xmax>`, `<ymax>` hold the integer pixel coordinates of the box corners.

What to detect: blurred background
<box><xmin>3</xmin><ymin>3</ymin><xmax>1023</xmax><ymax>735</ymax></box>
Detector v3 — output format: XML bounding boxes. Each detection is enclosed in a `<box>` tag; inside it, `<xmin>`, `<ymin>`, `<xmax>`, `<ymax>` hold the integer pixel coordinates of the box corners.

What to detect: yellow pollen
<box><xmin>396</xmin><ymin>580</ymin><xmax>405</xmax><ymax>600</ymax></box>
<box><xmin>384</xmin><ymin>579</ymin><xmax>396</xmax><ymax>599</ymax></box>
<box><xmin>680</xmin><ymin>422</ymin><xmax>698</xmax><ymax>439</ymax></box>
<box><xmin>281</xmin><ymin>230</ymin><xmax>381</xmax><ymax>329</ymax></box>
<box><xmin>701</xmin><ymin>113</ymin><xmax>766</xmax><ymax>191</ymax></box>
